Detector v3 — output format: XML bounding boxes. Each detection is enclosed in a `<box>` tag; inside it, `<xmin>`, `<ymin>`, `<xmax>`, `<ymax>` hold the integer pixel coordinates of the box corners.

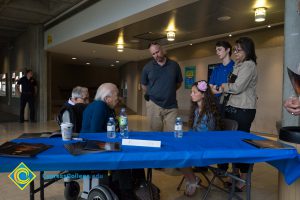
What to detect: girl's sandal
<box><xmin>184</xmin><ymin>176</ymin><xmax>200</xmax><ymax>197</ymax></box>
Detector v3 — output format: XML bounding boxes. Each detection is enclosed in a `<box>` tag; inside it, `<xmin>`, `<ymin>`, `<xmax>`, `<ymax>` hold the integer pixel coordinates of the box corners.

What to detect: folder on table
<box><xmin>243</xmin><ymin>139</ymin><xmax>294</xmax><ymax>149</ymax></box>
<box><xmin>0</xmin><ymin>141</ymin><xmax>52</xmax><ymax>157</ymax></box>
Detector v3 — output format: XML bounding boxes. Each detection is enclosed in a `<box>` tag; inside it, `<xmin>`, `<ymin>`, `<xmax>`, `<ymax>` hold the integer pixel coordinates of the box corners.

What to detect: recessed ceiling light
<box><xmin>110</xmin><ymin>64</ymin><xmax>115</xmax><ymax>67</ymax></box>
<box><xmin>130</xmin><ymin>39</ymin><xmax>139</xmax><ymax>43</ymax></box>
<box><xmin>86</xmin><ymin>62</ymin><xmax>90</xmax><ymax>65</ymax></box>
<box><xmin>189</xmin><ymin>43</ymin><xmax>193</xmax><ymax>46</ymax></box>
<box><xmin>229</xmin><ymin>34</ymin><xmax>232</xmax><ymax>37</ymax></box>
<box><xmin>72</xmin><ymin>57</ymin><xmax>77</xmax><ymax>60</ymax></box>
<box><xmin>217</xmin><ymin>16</ymin><xmax>231</xmax><ymax>21</ymax></box>
<box><xmin>267</xmin><ymin>25</ymin><xmax>271</xmax><ymax>28</ymax></box>
<box><xmin>116</xmin><ymin>60</ymin><xmax>120</xmax><ymax>63</ymax></box>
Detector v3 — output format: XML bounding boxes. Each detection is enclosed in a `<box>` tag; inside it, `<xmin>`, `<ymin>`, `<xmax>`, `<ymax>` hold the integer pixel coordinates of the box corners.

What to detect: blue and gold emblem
<box><xmin>8</xmin><ymin>162</ymin><xmax>36</xmax><ymax>190</ymax></box>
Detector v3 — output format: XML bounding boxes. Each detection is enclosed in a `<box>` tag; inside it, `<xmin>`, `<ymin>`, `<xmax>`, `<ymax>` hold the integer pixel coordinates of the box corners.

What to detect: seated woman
<box><xmin>181</xmin><ymin>80</ymin><xmax>221</xmax><ymax>196</ymax></box>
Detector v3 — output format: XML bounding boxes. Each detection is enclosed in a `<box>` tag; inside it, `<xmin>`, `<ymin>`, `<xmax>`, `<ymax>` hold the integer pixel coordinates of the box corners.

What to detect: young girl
<box><xmin>190</xmin><ymin>80</ymin><xmax>221</xmax><ymax>131</ymax></box>
<box><xmin>182</xmin><ymin>80</ymin><xmax>221</xmax><ymax>196</ymax></box>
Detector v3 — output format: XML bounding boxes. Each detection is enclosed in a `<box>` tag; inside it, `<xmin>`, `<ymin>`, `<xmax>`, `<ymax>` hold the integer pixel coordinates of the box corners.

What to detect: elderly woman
<box><xmin>212</xmin><ymin>37</ymin><xmax>258</xmax><ymax>191</ymax></box>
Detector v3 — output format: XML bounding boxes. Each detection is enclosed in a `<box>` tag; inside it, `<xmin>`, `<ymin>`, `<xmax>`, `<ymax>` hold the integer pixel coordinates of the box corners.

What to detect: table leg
<box><xmin>40</xmin><ymin>171</ymin><xmax>45</xmax><ymax>200</ymax></box>
<box><xmin>246</xmin><ymin>164</ymin><xmax>253</xmax><ymax>200</ymax></box>
<box><xmin>30</xmin><ymin>181</ymin><xmax>34</xmax><ymax>200</ymax></box>
<box><xmin>146</xmin><ymin>169</ymin><xmax>154</xmax><ymax>199</ymax></box>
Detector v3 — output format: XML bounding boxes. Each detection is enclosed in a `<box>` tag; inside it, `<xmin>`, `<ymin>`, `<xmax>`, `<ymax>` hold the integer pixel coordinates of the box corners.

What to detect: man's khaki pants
<box><xmin>146</xmin><ymin>100</ymin><xmax>178</xmax><ymax>132</ymax></box>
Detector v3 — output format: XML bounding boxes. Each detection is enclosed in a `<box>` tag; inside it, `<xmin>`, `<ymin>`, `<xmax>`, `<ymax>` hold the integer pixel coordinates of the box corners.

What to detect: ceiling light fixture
<box><xmin>217</xmin><ymin>16</ymin><xmax>231</xmax><ymax>21</ymax></box>
<box><xmin>116</xmin><ymin>30</ymin><xmax>124</xmax><ymax>52</ymax></box>
<box><xmin>254</xmin><ymin>7</ymin><xmax>267</xmax><ymax>22</ymax></box>
<box><xmin>229</xmin><ymin>34</ymin><xmax>232</xmax><ymax>37</ymax></box>
<box><xmin>116</xmin><ymin>60</ymin><xmax>120</xmax><ymax>63</ymax></box>
<box><xmin>86</xmin><ymin>62</ymin><xmax>90</xmax><ymax>65</ymax></box>
<box><xmin>117</xmin><ymin>44</ymin><xmax>124</xmax><ymax>52</ymax></box>
<box><xmin>267</xmin><ymin>25</ymin><xmax>271</xmax><ymax>28</ymax></box>
<box><xmin>166</xmin><ymin>30</ymin><xmax>175</xmax><ymax>41</ymax></box>
<box><xmin>72</xmin><ymin>57</ymin><xmax>77</xmax><ymax>60</ymax></box>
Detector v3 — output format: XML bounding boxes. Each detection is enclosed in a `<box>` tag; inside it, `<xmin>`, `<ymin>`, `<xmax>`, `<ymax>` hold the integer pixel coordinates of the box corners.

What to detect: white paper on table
<box><xmin>122</xmin><ymin>139</ymin><xmax>161</xmax><ymax>148</ymax></box>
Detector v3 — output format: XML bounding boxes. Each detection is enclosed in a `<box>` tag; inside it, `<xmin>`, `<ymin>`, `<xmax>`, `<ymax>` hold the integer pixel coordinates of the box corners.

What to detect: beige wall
<box><xmin>120</xmin><ymin>62</ymin><xmax>139</xmax><ymax>112</ymax></box>
<box><xmin>50</xmin><ymin>54</ymin><xmax>120</xmax><ymax>117</ymax></box>
<box><xmin>253</xmin><ymin>46</ymin><xmax>283</xmax><ymax>134</ymax></box>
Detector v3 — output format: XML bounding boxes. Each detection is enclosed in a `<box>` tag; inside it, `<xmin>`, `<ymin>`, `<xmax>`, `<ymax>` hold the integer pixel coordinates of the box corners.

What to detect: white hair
<box><xmin>94</xmin><ymin>83</ymin><xmax>117</xmax><ymax>101</ymax></box>
<box><xmin>71</xmin><ymin>86</ymin><xmax>88</xmax><ymax>98</ymax></box>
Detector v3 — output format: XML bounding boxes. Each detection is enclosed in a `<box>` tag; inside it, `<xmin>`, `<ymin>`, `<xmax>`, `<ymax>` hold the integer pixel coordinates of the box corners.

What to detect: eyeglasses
<box><xmin>233</xmin><ymin>47</ymin><xmax>243</xmax><ymax>54</ymax></box>
<box><xmin>78</xmin><ymin>97</ymin><xmax>89</xmax><ymax>102</ymax></box>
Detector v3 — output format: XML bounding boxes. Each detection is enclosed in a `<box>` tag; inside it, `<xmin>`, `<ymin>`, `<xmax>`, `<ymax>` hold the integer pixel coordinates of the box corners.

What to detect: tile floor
<box><xmin>0</xmin><ymin>115</ymin><xmax>279</xmax><ymax>200</ymax></box>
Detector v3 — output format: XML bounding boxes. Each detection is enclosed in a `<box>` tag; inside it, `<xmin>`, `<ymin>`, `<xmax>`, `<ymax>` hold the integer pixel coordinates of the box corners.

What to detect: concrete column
<box><xmin>279</xmin><ymin>2</ymin><xmax>300</xmax><ymax>199</ymax></box>
<box><xmin>29</xmin><ymin>25</ymin><xmax>47</xmax><ymax>122</ymax></box>
<box><xmin>282</xmin><ymin>0</ymin><xmax>300</xmax><ymax>127</ymax></box>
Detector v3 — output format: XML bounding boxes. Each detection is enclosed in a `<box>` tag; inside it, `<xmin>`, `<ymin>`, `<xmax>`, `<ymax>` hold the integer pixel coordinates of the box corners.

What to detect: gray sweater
<box><xmin>223</xmin><ymin>60</ymin><xmax>258</xmax><ymax>109</ymax></box>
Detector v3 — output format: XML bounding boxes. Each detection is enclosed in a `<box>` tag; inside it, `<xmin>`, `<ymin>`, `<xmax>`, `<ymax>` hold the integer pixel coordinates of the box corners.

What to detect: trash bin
<box><xmin>278</xmin><ymin>126</ymin><xmax>300</xmax><ymax>200</ymax></box>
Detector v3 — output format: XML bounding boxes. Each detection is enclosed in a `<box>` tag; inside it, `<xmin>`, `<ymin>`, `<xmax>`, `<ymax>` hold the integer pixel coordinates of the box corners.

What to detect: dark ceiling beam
<box><xmin>46</xmin><ymin>0</ymin><xmax>78</xmax><ymax>4</ymax></box>
<box><xmin>44</xmin><ymin>0</ymin><xmax>100</xmax><ymax>29</ymax></box>
<box><xmin>0</xmin><ymin>16</ymin><xmax>34</xmax><ymax>24</ymax></box>
<box><xmin>0</xmin><ymin>0</ymin><xmax>12</xmax><ymax>12</ymax></box>
<box><xmin>0</xmin><ymin>36</ymin><xmax>11</xmax><ymax>42</ymax></box>
<box><xmin>0</xmin><ymin>25</ymin><xmax>25</xmax><ymax>32</ymax></box>
<box><xmin>4</xmin><ymin>5</ymin><xmax>53</xmax><ymax>17</ymax></box>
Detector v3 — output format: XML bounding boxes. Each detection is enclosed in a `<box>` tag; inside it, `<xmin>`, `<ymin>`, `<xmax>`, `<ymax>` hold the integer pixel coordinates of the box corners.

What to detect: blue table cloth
<box><xmin>0</xmin><ymin>131</ymin><xmax>298</xmax><ymax>184</ymax></box>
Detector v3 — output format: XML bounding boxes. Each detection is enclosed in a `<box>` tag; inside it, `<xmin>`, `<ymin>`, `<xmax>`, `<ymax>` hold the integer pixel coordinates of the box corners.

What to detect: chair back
<box><xmin>221</xmin><ymin>118</ymin><xmax>238</xmax><ymax>131</ymax></box>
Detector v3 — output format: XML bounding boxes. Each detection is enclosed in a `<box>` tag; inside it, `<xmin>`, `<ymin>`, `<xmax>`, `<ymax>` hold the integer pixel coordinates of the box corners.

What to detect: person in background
<box><xmin>16</xmin><ymin>69</ymin><xmax>37</xmax><ymax>123</ymax></box>
<box><xmin>141</xmin><ymin>42</ymin><xmax>183</xmax><ymax>132</ymax></box>
<box><xmin>212</xmin><ymin>37</ymin><xmax>258</xmax><ymax>192</ymax></box>
<box><xmin>284</xmin><ymin>97</ymin><xmax>300</xmax><ymax>116</ymax></box>
<box><xmin>209</xmin><ymin>40</ymin><xmax>234</xmax><ymax>105</ymax></box>
<box><xmin>181</xmin><ymin>80</ymin><xmax>221</xmax><ymax>196</ymax></box>
<box><xmin>57</xmin><ymin>86</ymin><xmax>89</xmax><ymax>133</ymax></box>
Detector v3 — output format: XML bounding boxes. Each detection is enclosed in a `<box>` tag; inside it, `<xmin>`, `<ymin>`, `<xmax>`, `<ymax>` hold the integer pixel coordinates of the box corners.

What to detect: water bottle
<box><xmin>107</xmin><ymin>117</ymin><xmax>116</xmax><ymax>138</ymax></box>
<box><xmin>119</xmin><ymin>108</ymin><xmax>129</xmax><ymax>138</ymax></box>
<box><xmin>174</xmin><ymin>117</ymin><xmax>183</xmax><ymax>138</ymax></box>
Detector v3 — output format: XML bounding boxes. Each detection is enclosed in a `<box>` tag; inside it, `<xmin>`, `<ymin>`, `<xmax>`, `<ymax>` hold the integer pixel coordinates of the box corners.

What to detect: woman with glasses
<box><xmin>212</xmin><ymin>37</ymin><xmax>258</xmax><ymax>192</ymax></box>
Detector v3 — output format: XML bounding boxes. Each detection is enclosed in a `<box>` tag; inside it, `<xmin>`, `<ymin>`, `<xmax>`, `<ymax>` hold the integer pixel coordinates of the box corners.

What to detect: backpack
<box><xmin>57</xmin><ymin>103</ymin><xmax>87</xmax><ymax>133</ymax></box>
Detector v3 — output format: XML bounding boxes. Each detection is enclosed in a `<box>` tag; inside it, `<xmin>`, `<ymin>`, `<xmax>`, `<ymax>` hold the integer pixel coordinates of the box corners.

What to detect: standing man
<box><xmin>209</xmin><ymin>41</ymin><xmax>234</xmax><ymax>103</ymax></box>
<box><xmin>16</xmin><ymin>69</ymin><xmax>37</xmax><ymax>123</ymax></box>
<box><xmin>141</xmin><ymin>42</ymin><xmax>183</xmax><ymax>132</ymax></box>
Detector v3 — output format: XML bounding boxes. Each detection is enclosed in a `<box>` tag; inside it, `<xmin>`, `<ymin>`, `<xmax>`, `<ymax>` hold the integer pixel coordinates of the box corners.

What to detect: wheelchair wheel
<box><xmin>64</xmin><ymin>181</ymin><xmax>80</xmax><ymax>200</ymax></box>
<box><xmin>87</xmin><ymin>187</ymin><xmax>115</xmax><ymax>200</ymax></box>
